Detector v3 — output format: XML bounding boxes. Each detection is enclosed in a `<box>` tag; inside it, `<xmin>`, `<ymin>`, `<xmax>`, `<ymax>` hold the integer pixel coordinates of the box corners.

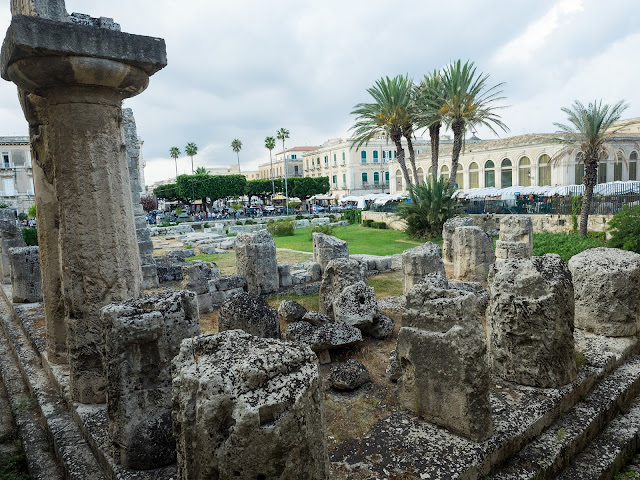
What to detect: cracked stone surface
<box><xmin>218</xmin><ymin>292</ymin><xmax>280</xmax><ymax>339</ymax></box>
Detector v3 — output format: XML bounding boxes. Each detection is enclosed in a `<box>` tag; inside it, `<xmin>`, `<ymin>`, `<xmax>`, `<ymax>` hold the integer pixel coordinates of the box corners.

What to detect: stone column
<box><xmin>401</xmin><ymin>242</ymin><xmax>446</xmax><ymax>295</ymax></box>
<box><xmin>1</xmin><ymin>14</ymin><xmax>167</xmax><ymax>403</ymax></box>
<box><xmin>495</xmin><ymin>215</ymin><xmax>533</xmax><ymax>260</ymax></box>
<box><xmin>0</xmin><ymin>209</ymin><xmax>26</xmax><ymax>284</ymax></box>
<box><xmin>442</xmin><ymin>216</ymin><xmax>474</xmax><ymax>264</ymax></box>
<box><xmin>312</xmin><ymin>232</ymin><xmax>348</xmax><ymax>271</ymax></box>
<box><xmin>21</xmin><ymin>91</ymin><xmax>67</xmax><ymax>363</ymax></box>
<box><xmin>172</xmin><ymin>330</ymin><xmax>329</xmax><ymax>479</ymax></box>
<box><xmin>452</xmin><ymin>226</ymin><xmax>495</xmax><ymax>282</ymax></box>
<box><xmin>123</xmin><ymin>108</ymin><xmax>158</xmax><ymax>289</ymax></box>
<box><xmin>234</xmin><ymin>230</ymin><xmax>279</xmax><ymax>295</ymax></box>
<box><xmin>8</xmin><ymin>246</ymin><xmax>41</xmax><ymax>303</ymax></box>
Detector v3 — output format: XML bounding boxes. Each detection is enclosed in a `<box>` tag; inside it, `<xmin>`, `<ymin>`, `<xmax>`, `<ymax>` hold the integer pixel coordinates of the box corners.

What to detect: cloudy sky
<box><xmin>0</xmin><ymin>0</ymin><xmax>638</xmax><ymax>185</ymax></box>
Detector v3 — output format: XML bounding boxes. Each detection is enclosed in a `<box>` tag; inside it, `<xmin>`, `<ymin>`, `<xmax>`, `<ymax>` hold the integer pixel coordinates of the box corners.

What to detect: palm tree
<box><xmin>350</xmin><ymin>75</ymin><xmax>414</xmax><ymax>189</ymax></box>
<box><xmin>276</xmin><ymin>128</ymin><xmax>290</xmax><ymax>212</ymax></box>
<box><xmin>169</xmin><ymin>146</ymin><xmax>180</xmax><ymax>180</ymax></box>
<box><xmin>265</xmin><ymin>136</ymin><xmax>276</xmax><ymax>195</ymax></box>
<box><xmin>195</xmin><ymin>166</ymin><xmax>208</xmax><ymax>174</ymax></box>
<box><xmin>231</xmin><ymin>139</ymin><xmax>242</xmax><ymax>172</ymax></box>
<box><xmin>415</xmin><ymin>70</ymin><xmax>446</xmax><ymax>180</ymax></box>
<box><xmin>552</xmin><ymin>99</ymin><xmax>629</xmax><ymax>237</ymax></box>
<box><xmin>185</xmin><ymin>142</ymin><xmax>198</xmax><ymax>174</ymax></box>
<box><xmin>435</xmin><ymin>60</ymin><xmax>508</xmax><ymax>190</ymax></box>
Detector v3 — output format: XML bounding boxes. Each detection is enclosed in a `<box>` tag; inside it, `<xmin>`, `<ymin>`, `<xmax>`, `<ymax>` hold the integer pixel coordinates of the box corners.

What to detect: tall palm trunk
<box><xmin>449</xmin><ymin>119</ymin><xmax>465</xmax><ymax>190</ymax></box>
<box><xmin>236</xmin><ymin>152</ymin><xmax>241</xmax><ymax>172</ymax></box>
<box><xmin>429</xmin><ymin>123</ymin><xmax>441</xmax><ymax>180</ymax></box>
<box><xmin>269</xmin><ymin>151</ymin><xmax>275</xmax><ymax>195</ymax></box>
<box><xmin>580</xmin><ymin>153</ymin><xmax>598</xmax><ymax>236</ymax></box>
<box><xmin>393</xmin><ymin>136</ymin><xmax>411</xmax><ymax>189</ymax></box>
<box><xmin>174</xmin><ymin>159</ymin><xmax>178</xmax><ymax>180</ymax></box>
<box><xmin>404</xmin><ymin>134</ymin><xmax>419</xmax><ymax>184</ymax></box>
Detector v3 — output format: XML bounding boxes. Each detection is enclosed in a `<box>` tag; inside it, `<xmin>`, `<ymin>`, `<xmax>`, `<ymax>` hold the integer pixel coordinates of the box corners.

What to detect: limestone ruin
<box><xmin>569</xmin><ymin>247</ymin><xmax>640</xmax><ymax>337</ymax></box>
<box><xmin>401</xmin><ymin>242</ymin><xmax>446</xmax><ymax>294</ymax></box>
<box><xmin>234</xmin><ymin>229</ymin><xmax>279</xmax><ymax>295</ymax></box>
<box><xmin>488</xmin><ymin>254</ymin><xmax>577</xmax><ymax>387</ymax></box>
<box><xmin>495</xmin><ymin>214</ymin><xmax>533</xmax><ymax>260</ymax></box>
<box><xmin>442</xmin><ymin>216</ymin><xmax>474</xmax><ymax>263</ymax></box>
<box><xmin>172</xmin><ymin>331</ymin><xmax>329</xmax><ymax>479</ymax></box>
<box><xmin>312</xmin><ymin>232</ymin><xmax>349</xmax><ymax>271</ymax></box>
<box><xmin>0</xmin><ymin>209</ymin><xmax>26</xmax><ymax>284</ymax></box>
<box><xmin>452</xmin><ymin>226</ymin><xmax>495</xmax><ymax>282</ymax></box>
<box><xmin>102</xmin><ymin>290</ymin><xmax>200</xmax><ymax>469</ymax></box>
<box><xmin>8</xmin><ymin>246</ymin><xmax>41</xmax><ymax>303</ymax></box>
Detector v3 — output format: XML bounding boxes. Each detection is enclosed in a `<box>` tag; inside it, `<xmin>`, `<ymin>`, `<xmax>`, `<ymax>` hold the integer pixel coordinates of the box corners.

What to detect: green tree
<box><xmin>608</xmin><ymin>205</ymin><xmax>640</xmax><ymax>253</ymax></box>
<box><xmin>265</xmin><ymin>136</ymin><xmax>276</xmax><ymax>195</ymax></box>
<box><xmin>552</xmin><ymin>99</ymin><xmax>629</xmax><ymax>236</ymax></box>
<box><xmin>435</xmin><ymin>60</ymin><xmax>508</xmax><ymax>190</ymax></box>
<box><xmin>169</xmin><ymin>146</ymin><xmax>181</xmax><ymax>179</ymax></box>
<box><xmin>350</xmin><ymin>75</ymin><xmax>414</xmax><ymax>189</ymax></box>
<box><xmin>185</xmin><ymin>142</ymin><xmax>198</xmax><ymax>174</ymax></box>
<box><xmin>195</xmin><ymin>166</ymin><xmax>208</xmax><ymax>175</ymax></box>
<box><xmin>415</xmin><ymin>70</ymin><xmax>446</xmax><ymax>179</ymax></box>
<box><xmin>153</xmin><ymin>183</ymin><xmax>179</xmax><ymax>201</ymax></box>
<box><xmin>27</xmin><ymin>203</ymin><xmax>36</xmax><ymax>219</ymax></box>
<box><xmin>398</xmin><ymin>175</ymin><xmax>460</xmax><ymax>239</ymax></box>
<box><xmin>277</xmin><ymin>128</ymin><xmax>290</xmax><ymax>211</ymax></box>
<box><xmin>231</xmin><ymin>139</ymin><xmax>242</xmax><ymax>172</ymax></box>
<box><xmin>289</xmin><ymin>177</ymin><xmax>330</xmax><ymax>206</ymax></box>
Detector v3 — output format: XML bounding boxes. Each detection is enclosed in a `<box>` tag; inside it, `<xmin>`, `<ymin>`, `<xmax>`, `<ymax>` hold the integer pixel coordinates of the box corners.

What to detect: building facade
<box><xmin>0</xmin><ymin>137</ymin><xmax>34</xmax><ymax>214</ymax></box>
<box><xmin>302</xmin><ymin>136</ymin><xmax>430</xmax><ymax>198</ymax></box>
<box><xmin>388</xmin><ymin>120</ymin><xmax>640</xmax><ymax>194</ymax></box>
<box><xmin>258</xmin><ymin>146</ymin><xmax>318</xmax><ymax>181</ymax></box>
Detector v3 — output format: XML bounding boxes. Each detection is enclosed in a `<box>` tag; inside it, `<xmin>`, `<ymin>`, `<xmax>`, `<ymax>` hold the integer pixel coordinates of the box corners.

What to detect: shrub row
<box><xmin>22</xmin><ymin>227</ymin><xmax>38</xmax><ymax>246</ymax></box>
<box><xmin>266</xmin><ymin>220</ymin><xmax>294</xmax><ymax>237</ymax></box>
<box><xmin>343</xmin><ymin>209</ymin><xmax>362</xmax><ymax>224</ymax></box>
<box><xmin>363</xmin><ymin>220</ymin><xmax>387</xmax><ymax>229</ymax></box>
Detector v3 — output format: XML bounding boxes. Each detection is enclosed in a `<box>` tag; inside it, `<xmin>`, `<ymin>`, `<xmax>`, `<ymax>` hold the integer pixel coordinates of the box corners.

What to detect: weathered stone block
<box><xmin>9</xmin><ymin>246</ymin><xmax>41</xmax><ymax>303</ymax></box>
<box><xmin>218</xmin><ymin>292</ymin><xmax>280</xmax><ymax>338</ymax></box>
<box><xmin>332</xmin><ymin>281</ymin><xmax>377</xmax><ymax>328</ymax></box>
<box><xmin>0</xmin><ymin>209</ymin><xmax>26</xmax><ymax>284</ymax></box>
<box><xmin>396</xmin><ymin>325</ymin><xmax>492</xmax><ymax>442</ymax></box>
<box><xmin>102</xmin><ymin>290</ymin><xmax>200</xmax><ymax>469</ymax></box>
<box><xmin>312</xmin><ymin>233</ymin><xmax>349</xmax><ymax>271</ymax></box>
<box><xmin>209</xmin><ymin>274</ymin><xmax>246</xmax><ymax>292</ymax></box>
<box><xmin>172</xmin><ymin>331</ymin><xmax>329</xmax><ymax>480</ymax></box>
<box><xmin>278</xmin><ymin>264</ymin><xmax>292</xmax><ymax>288</ymax></box>
<box><xmin>488</xmin><ymin>254</ymin><xmax>577</xmax><ymax>387</ymax></box>
<box><xmin>402</xmin><ymin>242</ymin><xmax>445</xmax><ymax>295</ymax></box>
<box><xmin>452</xmin><ymin>226</ymin><xmax>495</xmax><ymax>282</ymax></box>
<box><xmin>498</xmin><ymin>214</ymin><xmax>533</xmax><ymax>246</ymax></box>
<box><xmin>283</xmin><ymin>320</ymin><xmax>362</xmax><ymax>352</ymax></box>
<box><xmin>327</xmin><ymin>360</ymin><xmax>370</xmax><ymax>391</ymax></box>
<box><xmin>568</xmin><ymin>247</ymin><xmax>640</xmax><ymax>337</ymax></box>
<box><xmin>402</xmin><ymin>283</ymin><xmax>478</xmax><ymax>333</ymax></box>
<box><xmin>278</xmin><ymin>300</ymin><xmax>307</xmax><ymax>323</ymax></box>
<box><xmin>495</xmin><ymin>240</ymin><xmax>532</xmax><ymax>260</ymax></box>
<box><xmin>181</xmin><ymin>260</ymin><xmax>219</xmax><ymax>295</ymax></box>
<box><xmin>319</xmin><ymin>258</ymin><xmax>366</xmax><ymax>317</ymax></box>
<box><xmin>234</xmin><ymin>230</ymin><xmax>278</xmax><ymax>295</ymax></box>
<box><xmin>442</xmin><ymin>216</ymin><xmax>474</xmax><ymax>263</ymax></box>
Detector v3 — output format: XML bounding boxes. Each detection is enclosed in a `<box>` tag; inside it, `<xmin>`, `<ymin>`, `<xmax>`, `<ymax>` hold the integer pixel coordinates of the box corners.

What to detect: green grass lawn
<box><xmin>274</xmin><ymin>224</ymin><xmax>434</xmax><ymax>256</ymax></box>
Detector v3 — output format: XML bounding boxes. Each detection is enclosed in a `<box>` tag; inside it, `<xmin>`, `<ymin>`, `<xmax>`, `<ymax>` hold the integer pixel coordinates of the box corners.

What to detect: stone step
<box><xmin>0</xmin><ymin>288</ymin><xmax>105</xmax><ymax>480</ymax></box>
<box><xmin>557</xmin><ymin>396</ymin><xmax>640</xmax><ymax>480</ymax></box>
<box><xmin>489</xmin><ymin>354</ymin><xmax>640</xmax><ymax>479</ymax></box>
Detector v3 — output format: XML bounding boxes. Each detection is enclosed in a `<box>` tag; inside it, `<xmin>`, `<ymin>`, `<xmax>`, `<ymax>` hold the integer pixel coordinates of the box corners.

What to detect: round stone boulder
<box><xmin>568</xmin><ymin>247</ymin><xmax>640</xmax><ymax>336</ymax></box>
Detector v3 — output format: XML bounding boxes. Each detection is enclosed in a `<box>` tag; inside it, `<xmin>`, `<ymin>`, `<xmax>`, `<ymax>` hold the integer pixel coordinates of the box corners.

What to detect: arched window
<box><xmin>501</xmin><ymin>158</ymin><xmax>512</xmax><ymax>187</ymax></box>
<box><xmin>598</xmin><ymin>152</ymin><xmax>608</xmax><ymax>184</ymax></box>
<box><xmin>469</xmin><ymin>162</ymin><xmax>479</xmax><ymax>188</ymax></box>
<box><xmin>518</xmin><ymin>157</ymin><xmax>531</xmax><ymax>186</ymax></box>
<box><xmin>456</xmin><ymin>165</ymin><xmax>463</xmax><ymax>189</ymax></box>
<box><xmin>484</xmin><ymin>160</ymin><xmax>495</xmax><ymax>188</ymax></box>
<box><xmin>373</xmin><ymin>151</ymin><xmax>379</xmax><ymax>163</ymax></box>
<box><xmin>395</xmin><ymin>169</ymin><xmax>403</xmax><ymax>191</ymax></box>
<box><xmin>417</xmin><ymin>167</ymin><xmax>424</xmax><ymax>184</ymax></box>
<box><xmin>361</xmin><ymin>151</ymin><xmax>367</xmax><ymax>163</ymax></box>
<box><xmin>538</xmin><ymin>154</ymin><xmax>551</xmax><ymax>186</ymax></box>
<box><xmin>614</xmin><ymin>151</ymin><xmax>623</xmax><ymax>181</ymax></box>
<box><xmin>428</xmin><ymin>166</ymin><xmax>433</xmax><ymax>179</ymax></box>
<box><xmin>440</xmin><ymin>165</ymin><xmax>450</xmax><ymax>182</ymax></box>
<box><xmin>630</xmin><ymin>151</ymin><xmax>638</xmax><ymax>181</ymax></box>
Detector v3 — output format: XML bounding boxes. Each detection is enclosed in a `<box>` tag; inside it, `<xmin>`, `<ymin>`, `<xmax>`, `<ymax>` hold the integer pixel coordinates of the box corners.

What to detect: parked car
<box><xmin>263</xmin><ymin>205</ymin><xmax>276</xmax><ymax>213</ymax></box>
<box><xmin>329</xmin><ymin>205</ymin><xmax>343</xmax><ymax>213</ymax></box>
<box><xmin>312</xmin><ymin>205</ymin><xmax>326</xmax><ymax>213</ymax></box>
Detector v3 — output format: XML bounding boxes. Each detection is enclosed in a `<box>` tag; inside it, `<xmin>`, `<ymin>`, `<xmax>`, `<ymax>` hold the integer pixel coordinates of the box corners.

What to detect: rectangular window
<box><xmin>470</xmin><ymin>172</ymin><xmax>479</xmax><ymax>188</ymax></box>
<box><xmin>575</xmin><ymin>163</ymin><xmax>584</xmax><ymax>184</ymax></box>
<box><xmin>630</xmin><ymin>162</ymin><xmax>637</xmax><ymax>181</ymax></box>
<box><xmin>332</xmin><ymin>175</ymin><xmax>337</xmax><ymax>184</ymax></box>
<box><xmin>291</xmin><ymin>154</ymin><xmax>296</xmax><ymax>159</ymax></box>
<box><xmin>324</xmin><ymin>156</ymin><xmax>328</xmax><ymax>167</ymax></box>
<box><xmin>373</xmin><ymin>151</ymin><xmax>379</xmax><ymax>163</ymax></box>
<box><xmin>342</xmin><ymin>173</ymin><xmax>346</xmax><ymax>185</ymax></box>
<box><xmin>485</xmin><ymin>170</ymin><xmax>495</xmax><ymax>188</ymax></box>
<box><xmin>362</xmin><ymin>172</ymin><xmax>368</xmax><ymax>185</ymax></box>
<box><xmin>294</xmin><ymin>166</ymin><xmax>299</xmax><ymax>176</ymax></box>
<box><xmin>1</xmin><ymin>153</ymin><xmax>9</xmax><ymax>168</ymax></box>
<box><xmin>373</xmin><ymin>172</ymin><xmax>380</xmax><ymax>184</ymax></box>
<box><xmin>456</xmin><ymin>171</ymin><xmax>463</xmax><ymax>189</ymax></box>
<box><xmin>614</xmin><ymin>162</ymin><xmax>622</xmax><ymax>181</ymax></box>
<box><xmin>3</xmin><ymin>178</ymin><xmax>14</xmax><ymax>196</ymax></box>
<box><xmin>342</xmin><ymin>152</ymin><xmax>346</xmax><ymax>164</ymax></box>
<box><xmin>385</xmin><ymin>171</ymin><xmax>389</xmax><ymax>184</ymax></box>
<box><xmin>598</xmin><ymin>162</ymin><xmax>607</xmax><ymax>184</ymax></box>
<box><xmin>361</xmin><ymin>151</ymin><xmax>367</xmax><ymax>163</ymax></box>
<box><xmin>333</xmin><ymin>154</ymin><xmax>337</xmax><ymax>166</ymax></box>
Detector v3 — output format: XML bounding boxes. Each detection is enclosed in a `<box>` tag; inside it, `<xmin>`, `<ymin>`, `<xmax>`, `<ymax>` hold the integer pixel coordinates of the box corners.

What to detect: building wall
<box><xmin>302</xmin><ymin>136</ymin><xmax>430</xmax><ymax>198</ymax></box>
<box><xmin>388</xmin><ymin>132</ymin><xmax>640</xmax><ymax>194</ymax></box>
<box><xmin>0</xmin><ymin>138</ymin><xmax>34</xmax><ymax>214</ymax></box>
